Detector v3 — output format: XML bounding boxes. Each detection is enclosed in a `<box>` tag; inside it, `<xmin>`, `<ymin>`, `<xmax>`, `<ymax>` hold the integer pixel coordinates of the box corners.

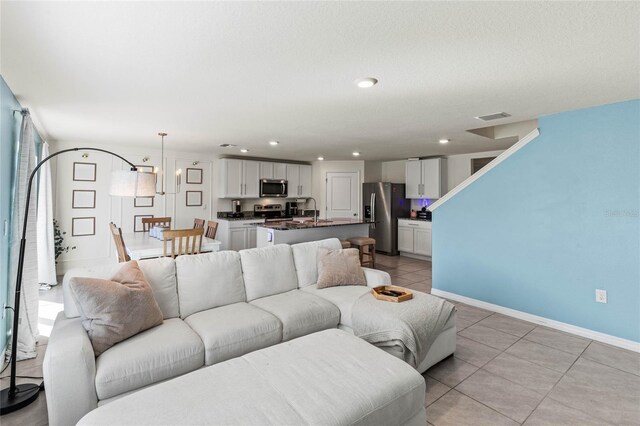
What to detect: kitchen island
<box><xmin>256</xmin><ymin>219</ymin><xmax>372</xmax><ymax>248</ymax></box>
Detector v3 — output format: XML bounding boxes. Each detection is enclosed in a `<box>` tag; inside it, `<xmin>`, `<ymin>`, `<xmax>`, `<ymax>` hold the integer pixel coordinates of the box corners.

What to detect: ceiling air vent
<box><xmin>474</xmin><ymin>112</ymin><xmax>511</xmax><ymax>121</ymax></box>
<box><xmin>219</xmin><ymin>143</ymin><xmax>237</xmax><ymax>148</ymax></box>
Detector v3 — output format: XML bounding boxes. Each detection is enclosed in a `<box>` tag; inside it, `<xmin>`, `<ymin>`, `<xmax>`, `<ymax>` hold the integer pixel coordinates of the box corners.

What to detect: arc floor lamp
<box><xmin>0</xmin><ymin>145</ymin><xmax>156</xmax><ymax>415</ymax></box>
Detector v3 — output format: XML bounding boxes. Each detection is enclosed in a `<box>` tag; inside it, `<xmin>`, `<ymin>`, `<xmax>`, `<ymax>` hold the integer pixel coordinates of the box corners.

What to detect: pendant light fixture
<box><xmin>154</xmin><ymin>132</ymin><xmax>182</xmax><ymax>195</ymax></box>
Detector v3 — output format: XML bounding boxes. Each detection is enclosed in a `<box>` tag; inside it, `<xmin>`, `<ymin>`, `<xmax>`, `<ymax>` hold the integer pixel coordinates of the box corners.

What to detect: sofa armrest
<box><xmin>362</xmin><ymin>267</ymin><xmax>391</xmax><ymax>288</ymax></box>
<box><xmin>44</xmin><ymin>311</ymin><xmax>98</xmax><ymax>426</ymax></box>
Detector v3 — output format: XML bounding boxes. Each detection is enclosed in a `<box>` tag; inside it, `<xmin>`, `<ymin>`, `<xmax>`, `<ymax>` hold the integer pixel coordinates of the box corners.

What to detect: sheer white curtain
<box><xmin>8</xmin><ymin>110</ymin><xmax>39</xmax><ymax>361</ymax></box>
<box><xmin>37</xmin><ymin>141</ymin><xmax>56</xmax><ymax>286</ymax></box>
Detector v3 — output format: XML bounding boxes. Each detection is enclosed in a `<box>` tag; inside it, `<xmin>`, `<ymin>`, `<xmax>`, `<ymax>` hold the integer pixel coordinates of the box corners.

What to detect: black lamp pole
<box><xmin>0</xmin><ymin>147</ymin><xmax>138</xmax><ymax>415</ymax></box>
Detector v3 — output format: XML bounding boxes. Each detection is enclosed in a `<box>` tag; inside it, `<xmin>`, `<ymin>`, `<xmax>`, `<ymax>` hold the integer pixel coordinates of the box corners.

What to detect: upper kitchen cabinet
<box><xmin>405</xmin><ymin>158</ymin><xmax>446</xmax><ymax>199</ymax></box>
<box><xmin>286</xmin><ymin>164</ymin><xmax>312</xmax><ymax>198</ymax></box>
<box><xmin>259</xmin><ymin>162</ymin><xmax>274</xmax><ymax>179</ymax></box>
<box><xmin>219</xmin><ymin>159</ymin><xmax>260</xmax><ymax>198</ymax></box>
<box><xmin>273</xmin><ymin>163</ymin><xmax>287</xmax><ymax>180</ymax></box>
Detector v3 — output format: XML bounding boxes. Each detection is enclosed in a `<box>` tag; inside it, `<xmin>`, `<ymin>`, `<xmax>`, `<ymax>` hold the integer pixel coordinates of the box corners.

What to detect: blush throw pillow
<box><xmin>316</xmin><ymin>248</ymin><xmax>367</xmax><ymax>289</ymax></box>
<box><xmin>69</xmin><ymin>260</ymin><xmax>164</xmax><ymax>356</ymax></box>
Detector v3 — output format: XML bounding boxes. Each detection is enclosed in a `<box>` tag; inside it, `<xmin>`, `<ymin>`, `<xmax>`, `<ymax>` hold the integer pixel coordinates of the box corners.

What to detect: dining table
<box><xmin>123</xmin><ymin>232</ymin><xmax>222</xmax><ymax>260</ymax></box>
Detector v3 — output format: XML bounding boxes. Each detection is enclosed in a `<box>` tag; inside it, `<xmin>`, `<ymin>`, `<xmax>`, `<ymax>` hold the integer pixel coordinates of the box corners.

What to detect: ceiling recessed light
<box><xmin>352</xmin><ymin>152</ymin><xmax>360</xmax><ymax>157</ymax></box>
<box><xmin>268</xmin><ymin>140</ymin><xmax>279</xmax><ymax>146</ymax></box>
<box><xmin>439</xmin><ymin>139</ymin><xmax>450</xmax><ymax>144</ymax></box>
<box><xmin>355</xmin><ymin>78</ymin><xmax>378</xmax><ymax>88</ymax></box>
<box><xmin>219</xmin><ymin>143</ymin><xmax>237</xmax><ymax>148</ymax></box>
<box><xmin>240</xmin><ymin>149</ymin><xmax>249</xmax><ymax>153</ymax></box>
<box><xmin>317</xmin><ymin>156</ymin><xmax>324</xmax><ymax>161</ymax></box>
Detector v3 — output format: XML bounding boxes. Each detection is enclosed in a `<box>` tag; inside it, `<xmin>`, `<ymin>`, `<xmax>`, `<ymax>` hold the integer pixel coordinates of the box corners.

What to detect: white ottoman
<box><xmin>79</xmin><ymin>329</ymin><xmax>426</xmax><ymax>426</ymax></box>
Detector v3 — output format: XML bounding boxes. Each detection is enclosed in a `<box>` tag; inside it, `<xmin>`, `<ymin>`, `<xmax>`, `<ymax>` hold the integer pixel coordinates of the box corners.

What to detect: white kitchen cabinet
<box><xmin>299</xmin><ymin>165</ymin><xmax>312</xmax><ymax>197</ymax></box>
<box><xmin>397</xmin><ymin>227</ymin><xmax>415</xmax><ymax>253</ymax></box>
<box><xmin>259</xmin><ymin>162</ymin><xmax>274</xmax><ymax>179</ymax></box>
<box><xmin>216</xmin><ymin>218</ymin><xmax>264</xmax><ymax>250</ymax></box>
<box><xmin>273</xmin><ymin>163</ymin><xmax>287</xmax><ymax>180</ymax></box>
<box><xmin>243</xmin><ymin>161</ymin><xmax>260</xmax><ymax>198</ymax></box>
<box><xmin>286</xmin><ymin>164</ymin><xmax>312</xmax><ymax>197</ymax></box>
<box><xmin>219</xmin><ymin>159</ymin><xmax>260</xmax><ymax>198</ymax></box>
<box><xmin>405</xmin><ymin>158</ymin><xmax>446</xmax><ymax>199</ymax></box>
<box><xmin>398</xmin><ymin>219</ymin><xmax>432</xmax><ymax>257</ymax></box>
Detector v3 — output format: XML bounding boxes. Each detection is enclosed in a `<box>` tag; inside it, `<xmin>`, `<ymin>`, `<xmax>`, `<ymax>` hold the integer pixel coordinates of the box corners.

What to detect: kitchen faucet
<box><xmin>308</xmin><ymin>197</ymin><xmax>318</xmax><ymax>224</ymax></box>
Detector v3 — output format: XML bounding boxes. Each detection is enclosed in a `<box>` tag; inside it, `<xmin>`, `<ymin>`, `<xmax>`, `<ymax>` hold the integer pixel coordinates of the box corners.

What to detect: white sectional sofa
<box><xmin>44</xmin><ymin>238</ymin><xmax>456</xmax><ymax>425</ymax></box>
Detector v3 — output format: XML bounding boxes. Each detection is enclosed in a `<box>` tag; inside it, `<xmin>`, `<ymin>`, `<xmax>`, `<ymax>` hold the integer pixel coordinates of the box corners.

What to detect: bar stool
<box><xmin>347</xmin><ymin>237</ymin><xmax>376</xmax><ymax>268</ymax></box>
<box><xmin>340</xmin><ymin>240</ymin><xmax>352</xmax><ymax>249</ymax></box>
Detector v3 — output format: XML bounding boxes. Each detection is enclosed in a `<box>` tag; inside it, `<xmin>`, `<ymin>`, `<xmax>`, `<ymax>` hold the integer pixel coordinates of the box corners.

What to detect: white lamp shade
<box><xmin>109</xmin><ymin>171</ymin><xmax>156</xmax><ymax>197</ymax></box>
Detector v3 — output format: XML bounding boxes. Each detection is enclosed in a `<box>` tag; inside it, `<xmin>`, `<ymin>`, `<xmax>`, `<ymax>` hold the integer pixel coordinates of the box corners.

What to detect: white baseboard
<box><xmin>431</xmin><ymin>289</ymin><xmax>640</xmax><ymax>353</ymax></box>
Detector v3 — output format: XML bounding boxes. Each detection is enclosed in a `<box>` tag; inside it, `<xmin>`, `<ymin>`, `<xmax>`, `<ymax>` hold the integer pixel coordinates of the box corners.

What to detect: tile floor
<box><xmin>2</xmin><ymin>255</ymin><xmax>639</xmax><ymax>426</ymax></box>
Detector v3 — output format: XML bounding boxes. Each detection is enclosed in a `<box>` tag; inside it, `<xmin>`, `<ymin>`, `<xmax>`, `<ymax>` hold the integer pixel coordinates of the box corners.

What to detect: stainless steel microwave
<box><xmin>260</xmin><ymin>179</ymin><xmax>288</xmax><ymax>198</ymax></box>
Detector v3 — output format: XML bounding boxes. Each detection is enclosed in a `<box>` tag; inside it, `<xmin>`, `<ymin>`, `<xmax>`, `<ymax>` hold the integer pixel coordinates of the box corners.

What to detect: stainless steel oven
<box><xmin>260</xmin><ymin>179</ymin><xmax>288</xmax><ymax>198</ymax></box>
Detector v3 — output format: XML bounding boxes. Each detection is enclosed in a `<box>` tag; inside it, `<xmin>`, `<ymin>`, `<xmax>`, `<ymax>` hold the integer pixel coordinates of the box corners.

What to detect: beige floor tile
<box><xmin>395</xmin><ymin>262</ymin><xmax>430</xmax><ymax>273</ymax></box>
<box><xmin>483</xmin><ymin>353</ymin><xmax>564</xmax><ymax>394</ymax></box>
<box><xmin>0</xmin><ymin>387</ymin><xmax>48</xmax><ymax>426</ymax></box>
<box><xmin>456</xmin><ymin>369</ymin><xmax>545</xmax><ymax>423</ymax></box>
<box><xmin>458</xmin><ymin>324</ymin><xmax>520</xmax><ymax>351</ymax></box>
<box><xmin>476</xmin><ymin>313</ymin><xmax>536</xmax><ymax>337</ymax></box>
<box><xmin>10</xmin><ymin>344</ymin><xmax>48</xmax><ymax>371</ymax></box>
<box><xmin>454</xmin><ymin>335</ymin><xmax>501</xmax><ymax>367</ymax></box>
<box><xmin>426</xmin><ymin>390</ymin><xmax>518</xmax><ymax>426</ymax></box>
<box><xmin>523</xmin><ymin>326</ymin><xmax>591</xmax><ymax>356</ymax></box>
<box><xmin>581</xmin><ymin>341</ymin><xmax>640</xmax><ymax>376</ymax></box>
<box><xmin>424</xmin><ymin>376</ymin><xmax>450</xmax><ymax>406</ymax></box>
<box><xmin>505</xmin><ymin>339</ymin><xmax>579</xmax><ymax>373</ymax></box>
<box><xmin>426</xmin><ymin>357</ymin><xmax>478</xmax><ymax>388</ymax></box>
<box><xmin>401</xmin><ymin>271</ymin><xmax>432</xmax><ymax>283</ymax></box>
<box><xmin>404</xmin><ymin>281</ymin><xmax>432</xmax><ymax>294</ymax></box>
<box><xmin>523</xmin><ymin>398</ymin><xmax>614</xmax><ymax>426</ymax></box>
<box><xmin>390</xmin><ymin>276</ymin><xmax>418</xmax><ymax>288</ymax></box>
<box><xmin>548</xmin><ymin>358</ymin><xmax>640</xmax><ymax>425</ymax></box>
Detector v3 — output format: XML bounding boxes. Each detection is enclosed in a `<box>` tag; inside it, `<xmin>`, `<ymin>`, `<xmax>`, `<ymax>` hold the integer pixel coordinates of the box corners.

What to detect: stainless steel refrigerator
<box><xmin>363</xmin><ymin>182</ymin><xmax>410</xmax><ymax>255</ymax></box>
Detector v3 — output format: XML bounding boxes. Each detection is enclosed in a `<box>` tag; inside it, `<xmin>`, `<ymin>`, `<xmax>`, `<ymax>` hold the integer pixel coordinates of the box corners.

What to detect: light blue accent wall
<box><xmin>432</xmin><ymin>100</ymin><xmax>640</xmax><ymax>342</ymax></box>
<box><xmin>1</xmin><ymin>76</ymin><xmax>22</xmax><ymax>354</ymax></box>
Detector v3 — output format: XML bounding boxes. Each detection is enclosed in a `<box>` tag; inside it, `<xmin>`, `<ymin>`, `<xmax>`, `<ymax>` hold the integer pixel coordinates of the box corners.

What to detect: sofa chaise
<box><xmin>44</xmin><ymin>238</ymin><xmax>456</xmax><ymax>425</ymax></box>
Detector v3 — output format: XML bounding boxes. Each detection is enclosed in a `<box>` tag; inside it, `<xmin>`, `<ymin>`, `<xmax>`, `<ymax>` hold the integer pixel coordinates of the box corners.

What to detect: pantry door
<box><xmin>325</xmin><ymin>172</ymin><xmax>360</xmax><ymax>220</ymax></box>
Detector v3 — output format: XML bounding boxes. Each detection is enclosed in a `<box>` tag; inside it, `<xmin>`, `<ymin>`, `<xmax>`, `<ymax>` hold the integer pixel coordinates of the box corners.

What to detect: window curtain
<box><xmin>7</xmin><ymin>110</ymin><xmax>39</xmax><ymax>361</ymax></box>
<box><xmin>37</xmin><ymin>141</ymin><xmax>56</xmax><ymax>286</ymax></box>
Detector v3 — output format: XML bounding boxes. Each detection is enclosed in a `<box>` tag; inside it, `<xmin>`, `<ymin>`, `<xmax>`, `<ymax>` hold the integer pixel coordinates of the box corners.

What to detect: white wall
<box><xmin>310</xmin><ymin>160</ymin><xmax>365</xmax><ymax>218</ymax></box>
<box><xmin>50</xmin><ymin>140</ymin><xmax>219</xmax><ymax>273</ymax></box>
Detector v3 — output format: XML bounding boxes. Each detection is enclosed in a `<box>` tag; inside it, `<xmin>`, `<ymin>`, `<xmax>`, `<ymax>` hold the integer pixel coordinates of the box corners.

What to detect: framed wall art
<box><xmin>134</xmin><ymin>214</ymin><xmax>153</xmax><ymax>232</ymax></box>
<box><xmin>71</xmin><ymin>217</ymin><xmax>95</xmax><ymax>236</ymax></box>
<box><xmin>186</xmin><ymin>191</ymin><xmax>203</xmax><ymax>207</ymax></box>
<box><xmin>134</xmin><ymin>197</ymin><xmax>154</xmax><ymax>208</ymax></box>
<box><xmin>186</xmin><ymin>168</ymin><xmax>203</xmax><ymax>184</ymax></box>
<box><xmin>72</xmin><ymin>190</ymin><xmax>96</xmax><ymax>209</ymax></box>
<box><xmin>73</xmin><ymin>162</ymin><xmax>97</xmax><ymax>181</ymax></box>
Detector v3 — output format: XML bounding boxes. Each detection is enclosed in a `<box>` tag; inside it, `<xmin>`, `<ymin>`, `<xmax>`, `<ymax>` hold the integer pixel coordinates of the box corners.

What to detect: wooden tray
<box><xmin>372</xmin><ymin>285</ymin><xmax>413</xmax><ymax>303</ymax></box>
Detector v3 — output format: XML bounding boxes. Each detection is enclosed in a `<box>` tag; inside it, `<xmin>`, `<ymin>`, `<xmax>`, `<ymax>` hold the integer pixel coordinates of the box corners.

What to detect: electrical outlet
<box><xmin>596</xmin><ymin>289</ymin><xmax>607</xmax><ymax>304</ymax></box>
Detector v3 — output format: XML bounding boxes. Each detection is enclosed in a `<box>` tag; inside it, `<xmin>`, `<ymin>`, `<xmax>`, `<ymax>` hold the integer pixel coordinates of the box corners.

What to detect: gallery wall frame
<box><xmin>186</xmin><ymin>168</ymin><xmax>203</xmax><ymax>184</ymax></box>
<box><xmin>186</xmin><ymin>190</ymin><xmax>203</xmax><ymax>207</ymax></box>
<box><xmin>134</xmin><ymin>214</ymin><xmax>154</xmax><ymax>232</ymax></box>
<box><xmin>71</xmin><ymin>217</ymin><xmax>96</xmax><ymax>236</ymax></box>
<box><xmin>72</xmin><ymin>190</ymin><xmax>96</xmax><ymax>209</ymax></box>
<box><xmin>134</xmin><ymin>197</ymin><xmax>154</xmax><ymax>208</ymax></box>
<box><xmin>73</xmin><ymin>162</ymin><xmax>97</xmax><ymax>182</ymax></box>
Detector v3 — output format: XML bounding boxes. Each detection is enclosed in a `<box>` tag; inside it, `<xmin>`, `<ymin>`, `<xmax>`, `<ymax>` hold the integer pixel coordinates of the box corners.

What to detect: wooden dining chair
<box><xmin>162</xmin><ymin>227</ymin><xmax>204</xmax><ymax>258</ymax></box>
<box><xmin>109</xmin><ymin>222</ymin><xmax>130</xmax><ymax>262</ymax></box>
<box><xmin>141</xmin><ymin>217</ymin><xmax>172</xmax><ymax>232</ymax></box>
<box><xmin>204</xmin><ymin>220</ymin><xmax>218</xmax><ymax>239</ymax></box>
<box><xmin>193</xmin><ymin>218</ymin><xmax>205</xmax><ymax>229</ymax></box>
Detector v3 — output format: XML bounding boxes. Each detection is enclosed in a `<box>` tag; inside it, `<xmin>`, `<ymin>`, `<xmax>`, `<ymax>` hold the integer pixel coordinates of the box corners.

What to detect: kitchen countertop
<box><xmin>258</xmin><ymin>219</ymin><xmax>374</xmax><ymax>231</ymax></box>
<box><xmin>398</xmin><ymin>217</ymin><xmax>432</xmax><ymax>222</ymax></box>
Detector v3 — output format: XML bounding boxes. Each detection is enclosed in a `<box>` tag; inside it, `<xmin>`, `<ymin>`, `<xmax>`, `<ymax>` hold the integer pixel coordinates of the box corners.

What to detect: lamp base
<box><xmin>0</xmin><ymin>383</ymin><xmax>40</xmax><ymax>415</ymax></box>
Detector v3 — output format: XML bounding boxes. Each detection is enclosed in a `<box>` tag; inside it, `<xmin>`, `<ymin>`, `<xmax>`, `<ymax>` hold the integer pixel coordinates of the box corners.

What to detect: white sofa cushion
<box><xmin>291</xmin><ymin>238</ymin><xmax>342</xmax><ymax>288</ymax></box>
<box><xmin>240</xmin><ymin>245</ymin><xmax>299</xmax><ymax>301</ymax></box>
<box><xmin>94</xmin><ymin>318</ymin><xmax>204</xmax><ymax>400</ymax></box>
<box><xmin>78</xmin><ymin>329</ymin><xmax>426</xmax><ymax>426</ymax></box>
<box><xmin>63</xmin><ymin>258</ymin><xmax>179</xmax><ymax>320</ymax></box>
<box><xmin>301</xmin><ymin>284</ymin><xmax>371</xmax><ymax>329</ymax></box>
<box><xmin>176</xmin><ymin>251</ymin><xmax>246</xmax><ymax>318</ymax></box>
<box><xmin>250</xmin><ymin>290</ymin><xmax>340</xmax><ymax>341</ymax></box>
<box><xmin>184</xmin><ymin>302</ymin><xmax>282</xmax><ymax>366</ymax></box>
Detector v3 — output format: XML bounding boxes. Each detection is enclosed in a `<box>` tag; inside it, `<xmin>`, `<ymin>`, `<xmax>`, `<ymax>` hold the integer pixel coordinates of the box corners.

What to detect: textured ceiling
<box><xmin>2</xmin><ymin>1</ymin><xmax>638</xmax><ymax>161</ymax></box>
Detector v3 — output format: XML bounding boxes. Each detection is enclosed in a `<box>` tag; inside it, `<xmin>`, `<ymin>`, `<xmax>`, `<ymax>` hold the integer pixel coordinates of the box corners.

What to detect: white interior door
<box><xmin>326</xmin><ymin>172</ymin><xmax>359</xmax><ymax>219</ymax></box>
<box><xmin>174</xmin><ymin>159</ymin><xmax>211</xmax><ymax>229</ymax></box>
